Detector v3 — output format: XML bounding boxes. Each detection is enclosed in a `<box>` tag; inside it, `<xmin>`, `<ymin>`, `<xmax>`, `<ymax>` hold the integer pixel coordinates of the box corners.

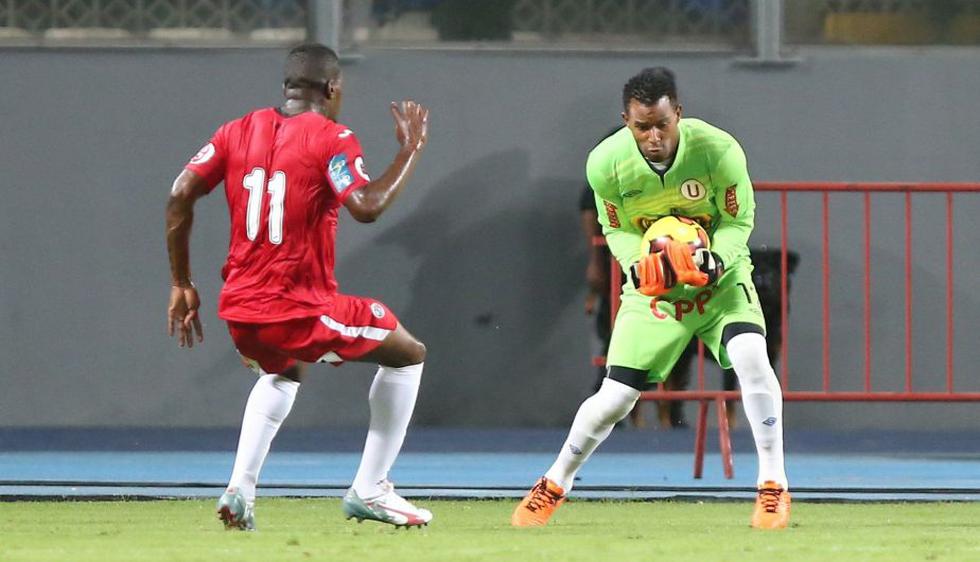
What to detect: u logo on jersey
<box><xmin>680</xmin><ymin>179</ymin><xmax>706</xmax><ymax>201</ymax></box>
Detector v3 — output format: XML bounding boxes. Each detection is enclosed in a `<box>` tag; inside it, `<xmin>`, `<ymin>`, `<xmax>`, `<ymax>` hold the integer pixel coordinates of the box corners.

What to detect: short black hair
<box><xmin>622</xmin><ymin>67</ymin><xmax>678</xmax><ymax>110</ymax></box>
<box><xmin>284</xmin><ymin>43</ymin><xmax>340</xmax><ymax>89</ymax></box>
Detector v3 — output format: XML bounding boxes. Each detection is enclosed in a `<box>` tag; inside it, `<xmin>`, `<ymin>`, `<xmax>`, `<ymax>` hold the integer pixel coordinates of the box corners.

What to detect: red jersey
<box><xmin>185</xmin><ymin>108</ymin><xmax>371</xmax><ymax>323</ymax></box>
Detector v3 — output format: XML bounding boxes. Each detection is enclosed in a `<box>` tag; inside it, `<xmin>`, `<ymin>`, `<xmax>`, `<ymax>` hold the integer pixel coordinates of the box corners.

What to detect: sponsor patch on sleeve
<box><xmin>328</xmin><ymin>153</ymin><xmax>355</xmax><ymax>193</ymax></box>
<box><xmin>603</xmin><ymin>200</ymin><xmax>621</xmax><ymax>228</ymax></box>
<box><xmin>724</xmin><ymin>185</ymin><xmax>739</xmax><ymax>217</ymax></box>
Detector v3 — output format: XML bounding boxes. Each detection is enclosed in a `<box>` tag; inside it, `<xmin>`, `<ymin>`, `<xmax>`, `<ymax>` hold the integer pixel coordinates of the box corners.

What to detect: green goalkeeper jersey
<box><xmin>587</xmin><ymin>118</ymin><xmax>755</xmax><ymax>275</ymax></box>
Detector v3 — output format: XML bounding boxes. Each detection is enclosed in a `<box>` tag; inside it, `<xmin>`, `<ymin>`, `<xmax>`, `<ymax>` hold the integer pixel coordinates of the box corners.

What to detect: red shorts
<box><xmin>226</xmin><ymin>294</ymin><xmax>398</xmax><ymax>374</ymax></box>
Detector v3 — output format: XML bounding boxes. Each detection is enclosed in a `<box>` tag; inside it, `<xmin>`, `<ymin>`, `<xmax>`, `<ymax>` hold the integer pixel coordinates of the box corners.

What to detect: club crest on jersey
<box><xmin>328</xmin><ymin>153</ymin><xmax>354</xmax><ymax>192</ymax></box>
<box><xmin>370</xmin><ymin>303</ymin><xmax>386</xmax><ymax>319</ymax></box>
<box><xmin>680</xmin><ymin>179</ymin><xmax>706</xmax><ymax>201</ymax></box>
<box><xmin>354</xmin><ymin>156</ymin><xmax>370</xmax><ymax>181</ymax></box>
<box><xmin>190</xmin><ymin>143</ymin><xmax>215</xmax><ymax>164</ymax></box>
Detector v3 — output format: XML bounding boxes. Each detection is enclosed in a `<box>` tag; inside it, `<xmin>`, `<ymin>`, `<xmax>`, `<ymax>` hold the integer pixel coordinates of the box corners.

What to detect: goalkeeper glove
<box><xmin>630</xmin><ymin>243</ymin><xmax>724</xmax><ymax>296</ymax></box>
<box><xmin>629</xmin><ymin>252</ymin><xmax>675</xmax><ymax>297</ymax></box>
<box><xmin>661</xmin><ymin>240</ymin><xmax>709</xmax><ymax>287</ymax></box>
<box><xmin>693</xmin><ymin>248</ymin><xmax>725</xmax><ymax>285</ymax></box>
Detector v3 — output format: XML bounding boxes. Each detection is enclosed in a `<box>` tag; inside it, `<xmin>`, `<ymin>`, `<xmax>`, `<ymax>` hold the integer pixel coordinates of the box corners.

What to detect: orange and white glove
<box><xmin>630</xmin><ymin>241</ymin><xmax>722</xmax><ymax>296</ymax></box>
<box><xmin>661</xmin><ymin>240</ymin><xmax>709</xmax><ymax>287</ymax></box>
<box><xmin>692</xmin><ymin>248</ymin><xmax>725</xmax><ymax>285</ymax></box>
<box><xmin>629</xmin><ymin>251</ymin><xmax>674</xmax><ymax>296</ymax></box>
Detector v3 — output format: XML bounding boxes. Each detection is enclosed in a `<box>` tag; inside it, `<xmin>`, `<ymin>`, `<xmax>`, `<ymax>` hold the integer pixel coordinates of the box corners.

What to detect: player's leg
<box><xmin>512</xmin><ymin>293</ymin><xmax>691</xmax><ymax>527</ymax></box>
<box><xmin>511</xmin><ymin>374</ymin><xmax>643</xmax><ymax>527</ymax></box>
<box><xmin>724</xmin><ymin>326</ymin><xmax>786</xmax><ymax>488</ymax></box>
<box><xmin>724</xmin><ymin>326</ymin><xmax>790</xmax><ymax>529</ymax></box>
<box><xmin>700</xmin><ymin>267</ymin><xmax>790</xmax><ymax>529</ymax></box>
<box><xmin>352</xmin><ymin>322</ymin><xmax>427</xmax><ymax>493</ymax></box>
<box><xmin>660</xmin><ymin>339</ymin><xmax>695</xmax><ymax>428</ymax></box>
<box><xmin>722</xmin><ymin>367</ymin><xmax>739</xmax><ymax>428</ymax></box>
<box><xmin>225</xmin><ymin>364</ymin><xmax>303</xmax><ymax>504</ymax></box>
<box><xmin>319</xmin><ymin>296</ymin><xmax>431</xmax><ymax>527</ymax></box>
<box><xmin>219</xmin><ymin>321</ymin><xmax>303</xmax><ymax>530</ymax></box>
<box><xmin>357</xmin><ymin>322</ymin><xmax>426</xmax><ymax>367</ymax></box>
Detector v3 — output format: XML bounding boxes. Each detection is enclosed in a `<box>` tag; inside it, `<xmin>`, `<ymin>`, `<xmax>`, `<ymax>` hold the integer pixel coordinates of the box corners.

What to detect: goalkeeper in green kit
<box><xmin>513</xmin><ymin>68</ymin><xmax>790</xmax><ymax>530</ymax></box>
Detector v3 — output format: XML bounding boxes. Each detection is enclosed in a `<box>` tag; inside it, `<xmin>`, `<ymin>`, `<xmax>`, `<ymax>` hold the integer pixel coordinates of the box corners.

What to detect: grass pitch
<box><xmin>1</xmin><ymin>498</ymin><xmax>977</xmax><ymax>562</ymax></box>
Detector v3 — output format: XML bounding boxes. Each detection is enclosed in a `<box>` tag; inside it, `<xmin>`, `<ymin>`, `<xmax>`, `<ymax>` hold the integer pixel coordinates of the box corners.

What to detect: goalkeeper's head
<box><xmin>621</xmin><ymin>67</ymin><xmax>682</xmax><ymax>164</ymax></box>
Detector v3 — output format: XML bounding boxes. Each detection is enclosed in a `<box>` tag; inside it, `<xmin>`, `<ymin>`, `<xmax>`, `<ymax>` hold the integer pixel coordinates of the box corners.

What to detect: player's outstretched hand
<box><xmin>390</xmin><ymin>101</ymin><xmax>429</xmax><ymax>152</ymax></box>
<box><xmin>168</xmin><ymin>284</ymin><xmax>204</xmax><ymax>348</ymax></box>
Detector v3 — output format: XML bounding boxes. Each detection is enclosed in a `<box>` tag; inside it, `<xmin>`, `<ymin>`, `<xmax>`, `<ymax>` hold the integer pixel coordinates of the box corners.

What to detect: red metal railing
<box><xmin>598</xmin><ymin>182</ymin><xmax>980</xmax><ymax>479</ymax></box>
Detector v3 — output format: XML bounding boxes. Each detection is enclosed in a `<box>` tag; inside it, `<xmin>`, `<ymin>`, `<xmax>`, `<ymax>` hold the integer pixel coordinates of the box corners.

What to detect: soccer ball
<box><xmin>640</xmin><ymin>216</ymin><xmax>710</xmax><ymax>255</ymax></box>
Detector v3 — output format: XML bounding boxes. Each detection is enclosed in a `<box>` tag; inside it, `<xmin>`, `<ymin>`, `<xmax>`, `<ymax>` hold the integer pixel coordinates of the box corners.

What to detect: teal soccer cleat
<box><xmin>342</xmin><ymin>481</ymin><xmax>432</xmax><ymax>528</ymax></box>
<box><xmin>216</xmin><ymin>488</ymin><xmax>256</xmax><ymax>531</ymax></box>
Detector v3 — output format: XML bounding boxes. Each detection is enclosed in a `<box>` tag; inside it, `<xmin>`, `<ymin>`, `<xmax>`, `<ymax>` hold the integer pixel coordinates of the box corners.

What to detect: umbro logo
<box><xmin>762</xmin><ymin>417</ymin><xmax>777</xmax><ymax>426</ymax></box>
<box><xmin>568</xmin><ymin>444</ymin><xmax>582</xmax><ymax>455</ymax></box>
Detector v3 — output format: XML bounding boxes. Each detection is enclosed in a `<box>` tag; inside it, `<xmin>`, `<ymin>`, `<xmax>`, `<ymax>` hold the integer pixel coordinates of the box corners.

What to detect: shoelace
<box><xmin>525</xmin><ymin>480</ymin><xmax>563</xmax><ymax>513</ymax></box>
<box><xmin>758</xmin><ymin>487</ymin><xmax>783</xmax><ymax>513</ymax></box>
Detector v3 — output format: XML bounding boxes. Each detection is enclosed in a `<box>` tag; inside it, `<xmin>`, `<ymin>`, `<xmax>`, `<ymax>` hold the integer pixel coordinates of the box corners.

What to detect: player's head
<box><xmin>621</xmin><ymin>67</ymin><xmax>682</xmax><ymax>163</ymax></box>
<box><xmin>283</xmin><ymin>43</ymin><xmax>343</xmax><ymax>118</ymax></box>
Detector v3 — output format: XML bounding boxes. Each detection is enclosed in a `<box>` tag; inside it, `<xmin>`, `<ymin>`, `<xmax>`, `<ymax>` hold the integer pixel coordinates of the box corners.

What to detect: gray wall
<box><xmin>1</xmin><ymin>46</ymin><xmax>978</xmax><ymax>430</ymax></box>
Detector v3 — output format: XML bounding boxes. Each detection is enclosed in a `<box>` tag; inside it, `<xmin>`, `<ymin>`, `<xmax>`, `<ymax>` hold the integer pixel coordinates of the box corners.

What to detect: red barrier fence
<box><xmin>597</xmin><ymin>182</ymin><xmax>980</xmax><ymax>479</ymax></box>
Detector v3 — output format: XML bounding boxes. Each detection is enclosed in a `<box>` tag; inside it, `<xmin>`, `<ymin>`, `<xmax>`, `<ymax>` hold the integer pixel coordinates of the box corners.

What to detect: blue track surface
<box><xmin>1</xmin><ymin>428</ymin><xmax>978</xmax><ymax>501</ymax></box>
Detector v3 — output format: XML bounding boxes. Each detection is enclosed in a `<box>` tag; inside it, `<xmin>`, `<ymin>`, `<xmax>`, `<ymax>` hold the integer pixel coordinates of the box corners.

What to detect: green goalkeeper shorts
<box><xmin>606</xmin><ymin>262</ymin><xmax>766</xmax><ymax>383</ymax></box>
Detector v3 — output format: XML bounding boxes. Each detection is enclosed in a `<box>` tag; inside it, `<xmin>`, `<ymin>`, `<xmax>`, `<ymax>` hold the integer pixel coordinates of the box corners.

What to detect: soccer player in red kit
<box><xmin>166</xmin><ymin>43</ymin><xmax>431</xmax><ymax>530</ymax></box>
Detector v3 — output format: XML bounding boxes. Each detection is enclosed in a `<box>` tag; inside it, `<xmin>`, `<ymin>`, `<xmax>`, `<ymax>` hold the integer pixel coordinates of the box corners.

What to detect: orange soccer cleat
<box><xmin>511</xmin><ymin>476</ymin><xmax>567</xmax><ymax>527</ymax></box>
<box><xmin>751</xmin><ymin>481</ymin><xmax>792</xmax><ymax>529</ymax></box>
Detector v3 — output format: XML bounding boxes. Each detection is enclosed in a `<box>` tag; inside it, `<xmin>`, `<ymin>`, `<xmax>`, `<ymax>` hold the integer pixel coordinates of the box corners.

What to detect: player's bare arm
<box><xmin>344</xmin><ymin>101</ymin><xmax>429</xmax><ymax>223</ymax></box>
<box><xmin>166</xmin><ymin>169</ymin><xmax>209</xmax><ymax>347</ymax></box>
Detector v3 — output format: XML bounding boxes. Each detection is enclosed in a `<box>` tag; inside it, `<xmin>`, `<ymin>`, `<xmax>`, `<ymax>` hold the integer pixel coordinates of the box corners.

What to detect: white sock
<box><xmin>545</xmin><ymin>378</ymin><xmax>640</xmax><ymax>493</ymax></box>
<box><xmin>352</xmin><ymin>362</ymin><xmax>423</xmax><ymax>498</ymax></box>
<box><xmin>227</xmin><ymin>374</ymin><xmax>300</xmax><ymax>504</ymax></box>
<box><xmin>726</xmin><ymin>332</ymin><xmax>788</xmax><ymax>489</ymax></box>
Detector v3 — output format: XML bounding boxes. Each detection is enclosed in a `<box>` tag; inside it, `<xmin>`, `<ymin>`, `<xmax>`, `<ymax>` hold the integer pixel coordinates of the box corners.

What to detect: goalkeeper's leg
<box><xmin>512</xmin><ymin>373</ymin><xmax>641</xmax><ymax>527</ymax></box>
<box><xmin>545</xmin><ymin>374</ymin><xmax>642</xmax><ymax>491</ymax></box>
<box><xmin>725</xmin><ymin>329</ymin><xmax>786</xmax><ymax>487</ymax></box>
<box><xmin>725</xmin><ymin>328</ymin><xmax>790</xmax><ymax>529</ymax></box>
